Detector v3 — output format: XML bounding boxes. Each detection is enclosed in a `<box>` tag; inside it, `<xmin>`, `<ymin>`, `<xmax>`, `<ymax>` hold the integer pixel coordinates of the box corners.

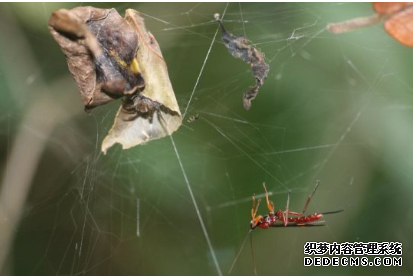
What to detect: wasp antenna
<box><xmin>321</xmin><ymin>209</ymin><xmax>344</xmax><ymax>215</ymax></box>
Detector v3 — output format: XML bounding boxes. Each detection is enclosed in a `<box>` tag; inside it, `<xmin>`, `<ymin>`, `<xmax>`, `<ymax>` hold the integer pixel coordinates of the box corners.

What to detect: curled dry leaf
<box><xmin>215</xmin><ymin>14</ymin><xmax>269</xmax><ymax>110</ymax></box>
<box><xmin>101</xmin><ymin>10</ymin><xmax>182</xmax><ymax>153</ymax></box>
<box><xmin>49</xmin><ymin>7</ymin><xmax>182</xmax><ymax>153</ymax></box>
<box><xmin>49</xmin><ymin>7</ymin><xmax>145</xmax><ymax>110</ymax></box>
<box><xmin>327</xmin><ymin>3</ymin><xmax>413</xmax><ymax>47</ymax></box>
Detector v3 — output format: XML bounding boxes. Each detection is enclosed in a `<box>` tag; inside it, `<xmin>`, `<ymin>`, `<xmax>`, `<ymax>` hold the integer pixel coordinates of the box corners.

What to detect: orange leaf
<box><xmin>372</xmin><ymin>2</ymin><xmax>411</xmax><ymax>15</ymax></box>
<box><xmin>328</xmin><ymin>2</ymin><xmax>413</xmax><ymax>47</ymax></box>
<box><xmin>382</xmin><ymin>4</ymin><xmax>413</xmax><ymax>47</ymax></box>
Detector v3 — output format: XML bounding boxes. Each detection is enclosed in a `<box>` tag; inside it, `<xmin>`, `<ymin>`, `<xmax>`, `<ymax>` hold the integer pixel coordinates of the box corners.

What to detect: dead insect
<box><xmin>187</xmin><ymin>113</ymin><xmax>200</xmax><ymax>123</ymax></box>
<box><xmin>215</xmin><ymin>13</ymin><xmax>269</xmax><ymax>110</ymax></box>
<box><xmin>49</xmin><ymin>7</ymin><xmax>182</xmax><ymax>153</ymax></box>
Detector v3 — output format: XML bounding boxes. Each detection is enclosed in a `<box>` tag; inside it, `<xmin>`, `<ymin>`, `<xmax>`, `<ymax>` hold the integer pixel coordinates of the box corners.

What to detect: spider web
<box><xmin>0</xmin><ymin>2</ymin><xmax>412</xmax><ymax>276</ymax></box>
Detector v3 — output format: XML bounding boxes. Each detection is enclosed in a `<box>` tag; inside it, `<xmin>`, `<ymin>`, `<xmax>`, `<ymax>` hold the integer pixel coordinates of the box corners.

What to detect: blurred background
<box><xmin>0</xmin><ymin>2</ymin><xmax>412</xmax><ymax>276</ymax></box>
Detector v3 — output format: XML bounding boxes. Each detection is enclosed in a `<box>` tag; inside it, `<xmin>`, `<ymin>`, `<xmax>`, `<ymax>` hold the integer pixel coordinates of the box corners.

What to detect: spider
<box><xmin>122</xmin><ymin>94</ymin><xmax>163</xmax><ymax>122</ymax></box>
<box><xmin>250</xmin><ymin>181</ymin><xmax>341</xmax><ymax>229</ymax></box>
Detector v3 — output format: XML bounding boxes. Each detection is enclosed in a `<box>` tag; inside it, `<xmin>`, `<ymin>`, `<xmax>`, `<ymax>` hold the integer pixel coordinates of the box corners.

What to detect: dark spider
<box><xmin>122</xmin><ymin>94</ymin><xmax>162</xmax><ymax>122</ymax></box>
<box><xmin>122</xmin><ymin>93</ymin><xmax>181</xmax><ymax>128</ymax></box>
<box><xmin>121</xmin><ymin>93</ymin><xmax>181</xmax><ymax>132</ymax></box>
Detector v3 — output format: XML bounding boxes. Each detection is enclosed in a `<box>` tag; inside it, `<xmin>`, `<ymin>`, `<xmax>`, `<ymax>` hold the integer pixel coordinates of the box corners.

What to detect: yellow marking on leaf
<box><xmin>130</xmin><ymin>58</ymin><xmax>140</xmax><ymax>74</ymax></box>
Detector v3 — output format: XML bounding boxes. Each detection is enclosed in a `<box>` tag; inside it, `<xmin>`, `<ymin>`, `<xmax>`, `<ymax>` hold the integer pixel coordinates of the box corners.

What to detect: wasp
<box><xmin>229</xmin><ymin>181</ymin><xmax>343</xmax><ymax>275</ymax></box>
<box><xmin>251</xmin><ymin>181</ymin><xmax>342</xmax><ymax>229</ymax></box>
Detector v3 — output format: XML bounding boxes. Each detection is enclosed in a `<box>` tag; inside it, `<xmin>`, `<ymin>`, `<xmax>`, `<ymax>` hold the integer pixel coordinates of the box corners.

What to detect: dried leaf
<box><xmin>49</xmin><ymin>7</ymin><xmax>182</xmax><ymax>153</ymax></box>
<box><xmin>215</xmin><ymin>14</ymin><xmax>269</xmax><ymax>110</ymax></box>
<box><xmin>101</xmin><ymin>10</ymin><xmax>182</xmax><ymax>153</ymax></box>
<box><xmin>49</xmin><ymin>7</ymin><xmax>145</xmax><ymax>111</ymax></box>
<box><xmin>327</xmin><ymin>3</ymin><xmax>413</xmax><ymax>47</ymax></box>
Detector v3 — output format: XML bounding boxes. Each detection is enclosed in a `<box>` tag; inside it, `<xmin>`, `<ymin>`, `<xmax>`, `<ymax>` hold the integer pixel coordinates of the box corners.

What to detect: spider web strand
<box><xmin>170</xmin><ymin>136</ymin><xmax>223</xmax><ymax>276</ymax></box>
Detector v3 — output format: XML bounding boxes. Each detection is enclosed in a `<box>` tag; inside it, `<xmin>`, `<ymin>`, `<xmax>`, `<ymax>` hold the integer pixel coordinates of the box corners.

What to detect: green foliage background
<box><xmin>0</xmin><ymin>3</ymin><xmax>412</xmax><ymax>276</ymax></box>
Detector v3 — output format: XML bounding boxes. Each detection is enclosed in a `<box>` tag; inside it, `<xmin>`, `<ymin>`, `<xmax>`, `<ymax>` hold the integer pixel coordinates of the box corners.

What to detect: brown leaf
<box><xmin>49</xmin><ymin>7</ymin><xmax>145</xmax><ymax>111</ymax></box>
<box><xmin>215</xmin><ymin>14</ymin><xmax>269</xmax><ymax>110</ymax></box>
